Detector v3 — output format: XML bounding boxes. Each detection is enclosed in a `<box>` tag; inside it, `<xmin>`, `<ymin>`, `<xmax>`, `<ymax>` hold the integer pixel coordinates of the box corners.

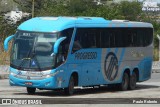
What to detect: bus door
<box><xmin>70</xmin><ymin>29</ymin><xmax>100</xmax><ymax>86</ymax></box>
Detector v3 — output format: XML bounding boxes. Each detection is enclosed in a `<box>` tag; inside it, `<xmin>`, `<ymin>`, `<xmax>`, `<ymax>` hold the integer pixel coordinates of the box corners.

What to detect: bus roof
<box><xmin>18</xmin><ymin>16</ymin><xmax>153</xmax><ymax>32</ymax></box>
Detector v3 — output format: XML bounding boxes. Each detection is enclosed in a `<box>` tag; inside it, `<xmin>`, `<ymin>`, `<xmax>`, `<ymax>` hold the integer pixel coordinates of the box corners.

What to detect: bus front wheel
<box><xmin>128</xmin><ymin>72</ymin><xmax>137</xmax><ymax>90</ymax></box>
<box><xmin>27</xmin><ymin>87</ymin><xmax>36</xmax><ymax>95</ymax></box>
<box><xmin>64</xmin><ymin>76</ymin><xmax>75</xmax><ymax>95</ymax></box>
<box><xmin>119</xmin><ymin>72</ymin><xmax>129</xmax><ymax>91</ymax></box>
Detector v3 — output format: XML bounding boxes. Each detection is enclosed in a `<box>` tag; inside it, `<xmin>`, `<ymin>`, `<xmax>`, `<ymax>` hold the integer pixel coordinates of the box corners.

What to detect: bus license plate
<box><xmin>25</xmin><ymin>82</ymin><xmax>33</xmax><ymax>86</ymax></box>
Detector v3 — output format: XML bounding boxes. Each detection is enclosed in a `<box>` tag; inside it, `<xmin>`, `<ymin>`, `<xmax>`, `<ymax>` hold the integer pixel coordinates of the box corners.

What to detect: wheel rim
<box><xmin>131</xmin><ymin>73</ymin><xmax>136</xmax><ymax>88</ymax></box>
<box><xmin>69</xmin><ymin>77</ymin><xmax>74</xmax><ymax>94</ymax></box>
<box><xmin>122</xmin><ymin>74</ymin><xmax>129</xmax><ymax>89</ymax></box>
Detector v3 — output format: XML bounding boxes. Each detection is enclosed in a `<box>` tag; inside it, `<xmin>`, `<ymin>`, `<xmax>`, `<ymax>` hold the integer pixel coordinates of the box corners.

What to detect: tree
<box><xmin>13</xmin><ymin>0</ymin><xmax>46</xmax><ymax>13</ymax></box>
<box><xmin>68</xmin><ymin>0</ymin><xmax>95</xmax><ymax>15</ymax></box>
<box><xmin>118</xmin><ymin>1</ymin><xmax>141</xmax><ymax>21</ymax></box>
<box><xmin>0</xmin><ymin>0</ymin><xmax>15</xmax><ymax>13</ymax></box>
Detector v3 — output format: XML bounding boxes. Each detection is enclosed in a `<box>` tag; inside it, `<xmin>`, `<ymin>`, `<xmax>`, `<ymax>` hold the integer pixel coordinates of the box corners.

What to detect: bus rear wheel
<box><xmin>129</xmin><ymin>72</ymin><xmax>137</xmax><ymax>90</ymax></box>
<box><xmin>118</xmin><ymin>72</ymin><xmax>129</xmax><ymax>91</ymax></box>
<box><xmin>27</xmin><ymin>87</ymin><xmax>36</xmax><ymax>95</ymax></box>
<box><xmin>64</xmin><ymin>76</ymin><xmax>75</xmax><ymax>95</ymax></box>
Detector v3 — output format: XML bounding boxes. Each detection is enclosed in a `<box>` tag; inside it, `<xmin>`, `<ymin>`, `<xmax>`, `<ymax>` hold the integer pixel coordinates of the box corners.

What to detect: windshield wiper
<box><xmin>17</xmin><ymin>44</ymin><xmax>34</xmax><ymax>70</ymax></box>
<box><xmin>17</xmin><ymin>37</ymin><xmax>42</xmax><ymax>71</ymax></box>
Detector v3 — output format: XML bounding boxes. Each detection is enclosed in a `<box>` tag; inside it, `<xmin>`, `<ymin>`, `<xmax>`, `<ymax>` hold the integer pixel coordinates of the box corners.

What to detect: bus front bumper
<box><xmin>9</xmin><ymin>74</ymin><xmax>57</xmax><ymax>89</ymax></box>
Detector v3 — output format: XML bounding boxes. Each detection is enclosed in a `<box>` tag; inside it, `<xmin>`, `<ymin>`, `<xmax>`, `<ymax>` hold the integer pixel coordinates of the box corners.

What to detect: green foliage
<box><xmin>0</xmin><ymin>0</ymin><xmax>15</xmax><ymax>13</ymax></box>
<box><xmin>118</xmin><ymin>1</ymin><xmax>141</xmax><ymax>21</ymax></box>
<box><xmin>0</xmin><ymin>19</ymin><xmax>17</xmax><ymax>41</ymax></box>
<box><xmin>68</xmin><ymin>0</ymin><xmax>95</xmax><ymax>15</ymax></box>
<box><xmin>36</xmin><ymin>3</ymin><xmax>69</xmax><ymax>16</ymax></box>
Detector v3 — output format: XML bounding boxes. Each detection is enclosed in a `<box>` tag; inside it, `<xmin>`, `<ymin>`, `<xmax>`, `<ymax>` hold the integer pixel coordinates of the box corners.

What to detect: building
<box><xmin>3</xmin><ymin>11</ymin><xmax>31</xmax><ymax>25</ymax></box>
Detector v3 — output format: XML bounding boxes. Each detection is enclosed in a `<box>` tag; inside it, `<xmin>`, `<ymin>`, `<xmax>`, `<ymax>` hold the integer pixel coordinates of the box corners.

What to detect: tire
<box><xmin>128</xmin><ymin>72</ymin><xmax>137</xmax><ymax>90</ymax></box>
<box><xmin>118</xmin><ymin>72</ymin><xmax>129</xmax><ymax>91</ymax></box>
<box><xmin>27</xmin><ymin>87</ymin><xmax>36</xmax><ymax>95</ymax></box>
<box><xmin>64</xmin><ymin>76</ymin><xmax>75</xmax><ymax>95</ymax></box>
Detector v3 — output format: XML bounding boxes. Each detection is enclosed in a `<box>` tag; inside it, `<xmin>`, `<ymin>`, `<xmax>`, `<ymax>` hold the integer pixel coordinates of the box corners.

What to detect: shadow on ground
<box><xmin>13</xmin><ymin>84</ymin><xmax>160</xmax><ymax>97</ymax></box>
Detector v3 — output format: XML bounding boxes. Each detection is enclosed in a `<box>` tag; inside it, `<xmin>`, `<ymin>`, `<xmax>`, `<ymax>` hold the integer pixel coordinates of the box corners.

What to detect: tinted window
<box><xmin>73</xmin><ymin>27</ymin><xmax>153</xmax><ymax>51</ymax></box>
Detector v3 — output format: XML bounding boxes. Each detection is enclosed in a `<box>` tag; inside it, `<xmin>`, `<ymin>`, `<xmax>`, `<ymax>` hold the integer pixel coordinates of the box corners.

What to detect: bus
<box><xmin>4</xmin><ymin>17</ymin><xmax>153</xmax><ymax>95</ymax></box>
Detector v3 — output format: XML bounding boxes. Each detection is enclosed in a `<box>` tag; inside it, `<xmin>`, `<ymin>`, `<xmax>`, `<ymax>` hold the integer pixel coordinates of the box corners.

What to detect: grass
<box><xmin>0</xmin><ymin>41</ymin><xmax>11</xmax><ymax>65</ymax></box>
<box><xmin>154</xmin><ymin>48</ymin><xmax>159</xmax><ymax>61</ymax></box>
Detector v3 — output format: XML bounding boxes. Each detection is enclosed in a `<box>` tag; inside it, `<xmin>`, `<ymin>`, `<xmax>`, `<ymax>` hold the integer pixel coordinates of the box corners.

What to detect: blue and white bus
<box><xmin>4</xmin><ymin>17</ymin><xmax>153</xmax><ymax>95</ymax></box>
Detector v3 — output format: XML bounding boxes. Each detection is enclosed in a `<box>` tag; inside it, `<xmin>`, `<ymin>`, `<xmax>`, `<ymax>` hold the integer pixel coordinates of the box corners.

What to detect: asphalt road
<box><xmin>0</xmin><ymin>73</ymin><xmax>160</xmax><ymax>106</ymax></box>
<box><xmin>0</xmin><ymin>73</ymin><xmax>160</xmax><ymax>98</ymax></box>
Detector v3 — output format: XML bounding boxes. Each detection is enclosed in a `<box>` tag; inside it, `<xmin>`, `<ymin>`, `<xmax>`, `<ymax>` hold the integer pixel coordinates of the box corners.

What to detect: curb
<box><xmin>152</xmin><ymin>69</ymin><xmax>160</xmax><ymax>73</ymax></box>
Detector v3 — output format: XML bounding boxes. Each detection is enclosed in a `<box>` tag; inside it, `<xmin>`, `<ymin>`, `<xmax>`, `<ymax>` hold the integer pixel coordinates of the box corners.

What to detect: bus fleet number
<box><xmin>75</xmin><ymin>52</ymin><xmax>97</xmax><ymax>60</ymax></box>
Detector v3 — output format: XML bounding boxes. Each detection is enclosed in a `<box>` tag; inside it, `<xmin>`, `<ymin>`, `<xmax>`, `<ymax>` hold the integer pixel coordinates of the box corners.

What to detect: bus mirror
<box><xmin>53</xmin><ymin>37</ymin><xmax>66</xmax><ymax>54</ymax></box>
<box><xmin>4</xmin><ymin>35</ymin><xmax>14</xmax><ymax>51</ymax></box>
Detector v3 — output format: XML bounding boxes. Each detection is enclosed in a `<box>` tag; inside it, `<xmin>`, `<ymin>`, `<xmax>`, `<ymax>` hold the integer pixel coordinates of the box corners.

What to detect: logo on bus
<box><xmin>104</xmin><ymin>52</ymin><xmax>118</xmax><ymax>81</ymax></box>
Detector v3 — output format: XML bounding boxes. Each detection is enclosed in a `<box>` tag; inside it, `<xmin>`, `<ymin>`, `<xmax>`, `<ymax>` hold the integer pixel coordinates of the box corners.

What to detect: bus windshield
<box><xmin>11</xmin><ymin>31</ymin><xmax>58</xmax><ymax>71</ymax></box>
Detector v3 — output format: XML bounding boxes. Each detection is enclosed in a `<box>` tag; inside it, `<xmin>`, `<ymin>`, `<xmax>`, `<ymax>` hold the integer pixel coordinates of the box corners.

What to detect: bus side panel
<box><xmin>100</xmin><ymin>47</ymin><xmax>153</xmax><ymax>85</ymax></box>
<box><xmin>100</xmin><ymin>48</ymin><xmax>129</xmax><ymax>84</ymax></box>
<box><xmin>138</xmin><ymin>58</ymin><xmax>152</xmax><ymax>81</ymax></box>
<box><xmin>80</xmin><ymin>63</ymin><xmax>101</xmax><ymax>86</ymax></box>
<box><xmin>67</xmin><ymin>48</ymin><xmax>105</xmax><ymax>86</ymax></box>
<box><xmin>67</xmin><ymin>63</ymin><xmax>82</xmax><ymax>85</ymax></box>
<box><xmin>53</xmin><ymin>63</ymin><xmax>70</xmax><ymax>88</ymax></box>
<box><xmin>66</xmin><ymin>46</ymin><xmax>152</xmax><ymax>87</ymax></box>
<box><xmin>131</xmin><ymin>46</ymin><xmax>153</xmax><ymax>82</ymax></box>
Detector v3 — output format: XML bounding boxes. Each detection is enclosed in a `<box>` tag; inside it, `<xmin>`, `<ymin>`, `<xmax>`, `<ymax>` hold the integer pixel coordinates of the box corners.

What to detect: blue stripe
<box><xmin>114</xmin><ymin>48</ymin><xmax>118</xmax><ymax>55</ymax></box>
<box><xmin>119</xmin><ymin>48</ymin><xmax>125</xmax><ymax>66</ymax></box>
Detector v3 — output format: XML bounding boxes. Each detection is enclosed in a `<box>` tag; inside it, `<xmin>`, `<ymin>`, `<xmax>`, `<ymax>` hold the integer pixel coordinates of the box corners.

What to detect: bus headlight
<box><xmin>45</xmin><ymin>75</ymin><xmax>51</xmax><ymax>78</ymax></box>
<box><xmin>10</xmin><ymin>72</ymin><xmax>17</xmax><ymax>76</ymax></box>
<box><xmin>43</xmin><ymin>71</ymin><xmax>60</xmax><ymax>78</ymax></box>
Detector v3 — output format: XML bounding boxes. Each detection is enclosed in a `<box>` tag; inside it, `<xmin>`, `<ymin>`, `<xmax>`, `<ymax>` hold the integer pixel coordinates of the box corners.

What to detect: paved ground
<box><xmin>0</xmin><ymin>73</ymin><xmax>160</xmax><ymax>98</ymax></box>
<box><xmin>0</xmin><ymin>66</ymin><xmax>160</xmax><ymax>107</ymax></box>
<box><xmin>0</xmin><ymin>73</ymin><xmax>160</xmax><ymax>107</ymax></box>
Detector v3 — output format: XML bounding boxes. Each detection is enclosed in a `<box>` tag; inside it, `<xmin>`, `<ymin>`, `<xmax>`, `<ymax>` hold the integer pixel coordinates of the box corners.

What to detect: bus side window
<box><xmin>72</xmin><ymin>29</ymin><xmax>84</xmax><ymax>53</ymax></box>
<box><xmin>86</xmin><ymin>31</ymin><xmax>97</xmax><ymax>48</ymax></box>
<box><xmin>144</xmin><ymin>28</ymin><xmax>153</xmax><ymax>46</ymax></box>
<box><xmin>60</xmin><ymin>28</ymin><xmax>74</xmax><ymax>58</ymax></box>
<box><xmin>100</xmin><ymin>29</ymin><xmax>110</xmax><ymax>48</ymax></box>
<box><xmin>72</xmin><ymin>36</ymin><xmax>82</xmax><ymax>53</ymax></box>
<box><xmin>110</xmin><ymin>32</ymin><xmax>115</xmax><ymax>48</ymax></box>
<box><xmin>124</xmin><ymin>31</ymin><xmax>133</xmax><ymax>47</ymax></box>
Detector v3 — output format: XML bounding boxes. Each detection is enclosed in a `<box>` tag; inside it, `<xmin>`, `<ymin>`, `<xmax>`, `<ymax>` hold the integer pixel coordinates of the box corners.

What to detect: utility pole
<box><xmin>157</xmin><ymin>34</ymin><xmax>160</xmax><ymax>61</ymax></box>
<box><xmin>32</xmin><ymin>0</ymin><xmax>35</xmax><ymax>18</ymax></box>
